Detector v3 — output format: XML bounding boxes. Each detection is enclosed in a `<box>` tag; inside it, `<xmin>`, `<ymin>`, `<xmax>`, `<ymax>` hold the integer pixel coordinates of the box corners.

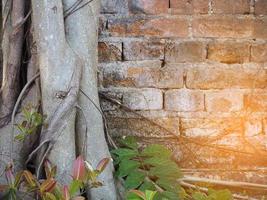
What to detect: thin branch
<box><xmin>64</xmin><ymin>0</ymin><xmax>94</xmax><ymax>19</ymax></box>
<box><xmin>180</xmin><ymin>176</ymin><xmax>267</xmax><ymax>191</ymax></box>
<box><xmin>79</xmin><ymin>89</ymin><xmax>118</xmax><ymax>149</ymax></box>
<box><xmin>10</xmin><ymin>72</ymin><xmax>40</xmax><ymax>161</ymax></box>
<box><xmin>99</xmin><ymin>92</ymin><xmax>267</xmax><ymax>157</ymax></box>
<box><xmin>180</xmin><ymin>181</ymin><xmax>257</xmax><ymax>200</ymax></box>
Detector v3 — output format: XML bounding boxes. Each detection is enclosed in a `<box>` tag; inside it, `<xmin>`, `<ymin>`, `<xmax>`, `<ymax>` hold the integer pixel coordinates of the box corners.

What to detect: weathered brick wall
<box><xmin>98</xmin><ymin>0</ymin><xmax>267</xmax><ymax>177</ymax></box>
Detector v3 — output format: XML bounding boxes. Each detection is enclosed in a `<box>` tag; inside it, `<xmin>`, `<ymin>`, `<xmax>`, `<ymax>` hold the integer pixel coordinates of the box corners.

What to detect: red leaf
<box><xmin>96</xmin><ymin>158</ymin><xmax>110</xmax><ymax>173</ymax></box>
<box><xmin>63</xmin><ymin>185</ymin><xmax>70</xmax><ymax>200</ymax></box>
<box><xmin>40</xmin><ymin>178</ymin><xmax>57</xmax><ymax>193</ymax></box>
<box><xmin>72</xmin><ymin>156</ymin><xmax>86</xmax><ymax>181</ymax></box>
<box><xmin>5</xmin><ymin>165</ymin><xmax>15</xmax><ymax>186</ymax></box>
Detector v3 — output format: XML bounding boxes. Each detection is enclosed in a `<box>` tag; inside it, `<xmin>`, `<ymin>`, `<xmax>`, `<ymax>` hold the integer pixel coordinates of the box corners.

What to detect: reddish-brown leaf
<box><xmin>96</xmin><ymin>158</ymin><xmax>110</xmax><ymax>173</ymax></box>
<box><xmin>72</xmin><ymin>156</ymin><xmax>86</xmax><ymax>181</ymax></box>
<box><xmin>40</xmin><ymin>178</ymin><xmax>57</xmax><ymax>193</ymax></box>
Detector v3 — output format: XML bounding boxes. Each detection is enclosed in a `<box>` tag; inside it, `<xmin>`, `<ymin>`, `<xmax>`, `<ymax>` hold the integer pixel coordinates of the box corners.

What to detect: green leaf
<box><xmin>144</xmin><ymin>157</ymin><xmax>174</xmax><ymax>168</ymax></box>
<box><xmin>192</xmin><ymin>192</ymin><xmax>207</xmax><ymax>200</ymax></box>
<box><xmin>149</xmin><ymin>163</ymin><xmax>181</xmax><ymax>180</ymax></box>
<box><xmin>127</xmin><ymin>190</ymin><xmax>144</xmax><ymax>200</ymax></box>
<box><xmin>156</xmin><ymin>178</ymin><xmax>179</xmax><ymax>193</ymax></box>
<box><xmin>145</xmin><ymin>190</ymin><xmax>157</xmax><ymax>200</ymax></box>
<box><xmin>160</xmin><ymin>191</ymin><xmax>179</xmax><ymax>200</ymax></box>
<box><xmin>119</xmin><ymin>136</ymin><xmax>138</xmax><ymax>150</ymax></box>
<box><xmin>111</xmin><ymin>148</ymin><xmax>138</xmax><ymax>161</ymax></box>
<box><xmin>125</xmin><ymin>170</ymin><xmax>145</xmax><ymax>189</ymax></box>
<box><xmin>208</xmin><ymin>189</ymin><xmax>232</xmax><ymax>200</ymax></box>
<box><xmin>14</xmin><ymin>134</ymin><xmax>25</xmax><ymax>141</ymax></box>
<box><xmin>139</xmin><ymin>180</ymin><xmax>156</xmax><ymax>192</ymax></box>
<box><xmin>118</xmin><ymin>160</ymin><xmax>140</xmax><ymax>178</ymax></box>
<box><xmin>69</xmin><ymin>180</ymin><xmax>82</xmax><ymax>196</ymax></box>
<box><xmin>142</xmin><ymin>145</ymin><xmax>171</xmax><ymax>158</ymax></box>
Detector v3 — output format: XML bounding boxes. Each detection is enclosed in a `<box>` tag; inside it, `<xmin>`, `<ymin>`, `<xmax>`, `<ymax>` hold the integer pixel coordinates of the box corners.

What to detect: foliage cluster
<box><xmin>112</xmin><ymin>137</ymin><xmax>233</xmax><ymax>200</ymax></box>
<box><xmin>1</xmin><ymin>156</ymin><xmax>110</xmax><ymax>200</ymax></box>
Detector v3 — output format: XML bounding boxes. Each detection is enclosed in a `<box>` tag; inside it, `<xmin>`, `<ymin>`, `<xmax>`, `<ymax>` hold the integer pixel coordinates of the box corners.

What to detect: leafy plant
<box><xmin>112</xmin><ymin>137</ymin><xmax>233</xmax><ymax>200</ymax></box>
<box><xmin>15</xmin><ymin>105</ymin><xmax>43</xmax><ymax>141</ymax></box>
<box><xmin>1</xmin><ymin>156</ymin><xmax>110</xmax><ymax>200</ymax></box>
<box><xmin>112</xmin><ymin>137</ymin><xmax>182</xmax><ymax>200</ymax></box>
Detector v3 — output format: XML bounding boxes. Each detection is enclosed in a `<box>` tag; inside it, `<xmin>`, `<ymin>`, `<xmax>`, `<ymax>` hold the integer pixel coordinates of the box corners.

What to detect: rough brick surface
<box><xmin>251</xmin><ymin>43</ymin><xmax>267</xmax><ymax>63</ymax></box>
<box><xmin>205</xmin><ymin>90</ymin><xmax>244</xmax><ymax>112</ymax></box>
<box><xmin>165</xmin><ymin>41</ymin><xmax>207</xmax><ymax>63</ymax></box>
<box><xmin>180</xmin><ymin>118</ymin><xmax>242</xmax><ymax>137</ymax></box>
<box><xmin>192</xmin><ymin>17</ymin><xmax>254</xmax><ymax>38</ymax></box>
<box><xmin>255</xmin><ymin>0</ymin><xmax>267</xmax><ymax>15</ymax></box>
<box><xmin>108</xmin><ymin>17</ymin><xmax>189</xmax><ymax>37</ymax></box>
<box><xmin>207</xmin><ymin>42</ymin><xmax>250</xmax><ymax>64</ymax></box>
<box><xmin>186</xmin><ymin>64</ymin><xmax>267</xmax><ymax>89</ymax></box>
<box><xmin>244</xmin><ymin>93</ymin><xmax>267</xmax><ymax>112</ymax></box>
<box><xmin>101</xmin><ymin>61</ymin><xmax>184</xmax><ymax>88</ymax></box>
<box><xmin>244</xmin><ymin>119</ymin><xmax>262</xmax><ymax>137</ymax></box>
<box><xmin>123</xmin><ymin>88</ymin><xmax>163</xmax><ymax>110</ymax></box>
<box><xmin>165</xmin><ymin>89</ymin><xmax>204</xmax><ymax>112</ymax></box>
<box><xmin>170</xmin><ymin>0</ymin><xmax>209</xmax><ymax>14</ymax></box>
<box><xmin>123</xmin><ymin>40</ymin><xmax>164</xmax><ymax>61</ymax></box>
<box><xmin>129</xmin><ymin>0</ymin><xmax>169</xmax><ymax>14</ymax></box>
<box><xmin>254</xmin><ymin>19</ymin><xmax>267</xmax><ymax>39</ymax></box>
<box><xmin>212</xmin><ymin>0</ymin><xmax>250</xmax><ymax>14</ymax></box>
<box><xmin>107</xmin><ymin>117</ymin><xmax>180</xmax><ymax>137</ymax></box>
<box><xmin>98</xmin><ymin>42</ymin><xmax>122</xmax><ymax>63</ymax></box>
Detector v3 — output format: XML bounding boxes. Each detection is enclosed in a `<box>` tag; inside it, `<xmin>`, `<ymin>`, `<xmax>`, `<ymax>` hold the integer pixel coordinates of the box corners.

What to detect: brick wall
<box><xmin>98</xmin><ymin>0</ymin><xmax>267</xmax><ymax>178</ymax></box>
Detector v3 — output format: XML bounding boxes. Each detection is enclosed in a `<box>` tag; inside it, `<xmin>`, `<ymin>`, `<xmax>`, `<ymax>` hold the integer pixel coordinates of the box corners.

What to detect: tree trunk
<box><xmin>0</xmin><ymin>0</ymin><xmax>117</xmax><ymax>199</ymax></box>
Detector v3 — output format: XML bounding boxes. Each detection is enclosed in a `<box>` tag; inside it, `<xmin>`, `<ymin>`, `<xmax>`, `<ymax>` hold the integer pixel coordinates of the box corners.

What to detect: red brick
<box><xmin>98</xmin><ymin>42</ymin><xmax>122</xmax><ymax>63</ymax></box>
<box><xmin>108</xmin><ymin>17</ymin><xmax>189</xmax><ymax>38</ymax></box>
<box><xmin>102</xmin><ymin>61</ymin><xmax>184</xmax><ymax>88</ymax></box>
<box><xmin>123</xmin><ymin>40</ymin><xmax>164</xmax><ymax>60</ymax></box>
<box><xmin>186</xmin><ymin>64</ymin><xmax>267</xmax><ymax>89</ymax></box>
<box><xmin>129</xmin><ymin>0</ymin><xmax>169</xmax><ymax>14</ymax></box>
<box><xmin>212</xmin><ymin>0</ymin><xmax>250</xmax><ymax>14</ymax></box>
<box><xmin>170</xmin><ymin>0</ymin><xmax>209</xmax><ymax>14</ymax></box>
<box><xmin>255</xmin><ymin>0</ymin><xmax>267</xmax><ymax>15</ymax></box>
<box><xmin>192</xmin><ymin>16</ymin><xmax>254</xmax><ymax>38</ymax></box>
<box><xmin>207</xmin><ymin>42</ymin><xmax>250</xmax><ymax>64</ymax></box>
<box><xmin>165</xmin><ymin>41</ymin><xmax>207</xmax><ymax>63</ymax></box>
<box><xmin>251</xmin><ymin>43</ymin><xmax>267</xmax><ymax>63</ymax></box>
<box><xmin>254</xmin><ymin>19</ymin><xmax>267</xmax><ymax>39</ymax></box>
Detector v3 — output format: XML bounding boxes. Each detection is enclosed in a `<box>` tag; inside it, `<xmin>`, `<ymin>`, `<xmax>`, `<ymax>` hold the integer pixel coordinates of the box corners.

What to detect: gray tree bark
<box><xmin>0</xmin><ymin>0</ymin><xmax>117</xmax><ymax>199</ymax></box>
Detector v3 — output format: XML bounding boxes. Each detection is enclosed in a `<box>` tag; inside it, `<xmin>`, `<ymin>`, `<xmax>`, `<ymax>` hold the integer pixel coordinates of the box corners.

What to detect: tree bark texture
<box><xmin>0</xmin><ymin>0</ymin><xmax>117</xmax><ymax>199</ymax></box>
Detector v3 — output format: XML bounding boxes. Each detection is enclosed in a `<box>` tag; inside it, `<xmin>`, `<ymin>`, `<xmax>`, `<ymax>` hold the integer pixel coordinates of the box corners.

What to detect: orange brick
<box><xmin>98</xmin><ymin>42</ymin><xmax>122</xmax><ymax>63</ymax></box>
<box><xmin>207</xmin><ymin>42</ymin><xmax>250</xmax><ymax>64</ymax></box>
<box><xmin>123</xmin><ymin>40</ymin><xmax>164</xmax><ymax>60</ymax></box>
<box><xmin>254</xmin><ymin>19</ymin><xmax>267</xmax><ymax>39</ymax></box>
<box><xmin>102</xmin><ymin>62</ymin><xmax>184</xmax><ymax>88</ymax></box>
<box><xmin>165</xmin><ymin>41</ymin><xmax>207</xmax><ymax>62</ymax></box>
<box><xmin>129</xmin><ymin>0</ymin><xmax>169</xmax><ymax>14</ymax></box>
<box><xmin>108</xmin><ymin>17</ymin><xmax>189</xmax><ymax>38</ymax></box>
<box><xmin>251</xmin><ymin>43</ymin><xmax>267</xmax><ymax>63</ymax></box>
<box><xmin>170</xmin><ymin>0</ymin><xmax>209</xmax><ymax>14</ymax></box>
<box><xmin>255</xmin><ymin>0</ymin><xmax>267</xmax><ymax>15</ymax></box>
<box><xmin>244</xmin><ymin>93</ymin><xmax>267</xmax><ymax>111</ymax></box>
<box><xmin>212</xmin><ymin>0</ymin><xmax>250</xmax><ymax>14</ymax></box>
<box><xmin>192</xmin><ymin>16</ymin><xmax>254</xmax><ymax>38</ymax></box>
<box><xmin>186</xmin><ymin>64</ymin><xmax>267</xmax><ymax>89</ymax></box>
